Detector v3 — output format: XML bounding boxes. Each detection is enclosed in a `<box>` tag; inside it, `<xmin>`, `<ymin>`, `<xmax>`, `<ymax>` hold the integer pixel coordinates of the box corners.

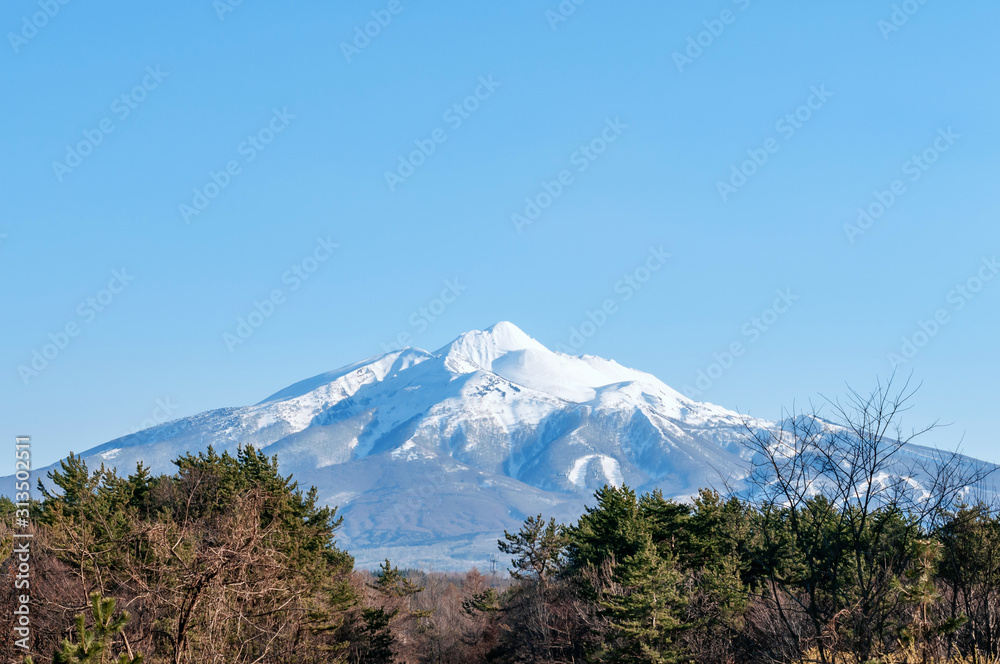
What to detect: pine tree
<box><xmin>48</xmin><ymin>592</ymin><xmax>142</xmax><ymax>664</ymax></box>
<box><xmin>639</xmin><ymin>490</ymin><xmax>692</xmax><ymax>560</ymax></box>
<box><xmin>373</xmin><ymin>559</ymin><xmax>429</xmax><ymax>610</ymax></box>
<box><xmin>898</xmin><ymin>538</ymin><xmax>966</xmax><ymax>664</ymax></box>
<box><xmin>568</xmin><ymin>485</ymin><xmax>647</xmax><ymax>574</ymax></box>
<box><xmin>498</xmin><ymin>514</ymin><xmax>568</xmax><ymax>587</ymax></box>
<box><xmin>599</xmin><ymin>534</ymin><xmax>687</xmax><ymax>664</ymax></box>
<box><xmin>564</xmin><ymin>486</ymin><xmax>690</xmax><ymax>663</ymax></box>
<box><xmin>356</xmin><ymin>608</ymin><xmax>396</xmax><ymax>664</ymax></box>
<box><xmin>37</xmin><ymin>453</ymin><xmax>97</xmax><ymax>517</ymax></box>
<box><xmin>353</xmin><ymin>560</ymin><xmax>432</xmax><ymax>663</ymax></box>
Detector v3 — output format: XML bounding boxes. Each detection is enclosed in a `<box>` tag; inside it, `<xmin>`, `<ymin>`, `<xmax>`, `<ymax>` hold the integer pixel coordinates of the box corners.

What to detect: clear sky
<box><xmin>3</xmin><ymin>1</ymin><xmax>999</xmax><ymax>476</ymax></box>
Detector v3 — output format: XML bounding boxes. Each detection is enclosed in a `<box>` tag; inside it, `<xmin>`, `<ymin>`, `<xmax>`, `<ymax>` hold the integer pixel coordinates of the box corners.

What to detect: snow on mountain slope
<box><xmin>6</xmin><ymin>322</ymin><xmax>994</xmax><ymax>569</ymax></box>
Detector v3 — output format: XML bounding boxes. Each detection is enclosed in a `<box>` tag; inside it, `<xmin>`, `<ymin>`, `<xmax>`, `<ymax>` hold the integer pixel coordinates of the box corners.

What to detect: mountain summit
<box><xmin>7</xmin><ymin>323</ymin><xmax>990</xmax><ymax>568</ymax></box>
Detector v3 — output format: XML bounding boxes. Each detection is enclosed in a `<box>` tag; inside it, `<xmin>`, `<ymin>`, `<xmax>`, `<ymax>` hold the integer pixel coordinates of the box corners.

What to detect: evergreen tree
<box><xmin>498</xmin><ymin>514</ymin><xmax>568</xmax><ymax>587</ymax></box>
<box><xmin>898</xmin><ymin>539</ymin><xmax>966</xmax><ymax>663</ymax></box>
<box><xmin>938</xmin><ymin>503</ymin><xmax>1000</xmax><ymax>657</ymax></box>
<box><xmin>639</xmin><ymin>490</ymin><xmax>692</xmax><ymax>560</ymax></box>
<box><xmin>355</xmin><ymin>608</ymin><xmax>396</xmax><ymax>664</ymax></box>
<box><xmin>47</xmin><ymin>592</ymin><xmax>142</xmax><ymax>664</ymax></box>
<box><xmin>599</xmin><ymin>533</ymin><xmax>687</xmax><ymax>664</ymax></box>
<box><xmin>568</xmin><ymin>485</ymin><xmax>647</xmax><ymax>575</ymax></box>
<box><xmin>373</xmin><ymin>559</ymin><xmax>429</xmax><ymax>611</ymax></box>
<box><xmin>353</xmin><ymin>560</ymin><xmax>432</xmax><ymax>663</ymax></box>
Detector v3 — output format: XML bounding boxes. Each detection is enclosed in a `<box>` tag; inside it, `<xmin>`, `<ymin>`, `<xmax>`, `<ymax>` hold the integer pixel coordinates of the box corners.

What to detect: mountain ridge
<box><xmin>6</xmin><ymin>322</ymin><xmax>993</xmax><ymax>569</ymax></box>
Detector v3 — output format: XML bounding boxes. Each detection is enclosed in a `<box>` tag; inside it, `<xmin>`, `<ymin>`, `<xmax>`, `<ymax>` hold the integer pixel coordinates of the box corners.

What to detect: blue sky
<box><xmin>3</xmin><ymin>0</ymin><xmax>999</xmax><ymax>475</ymax></box>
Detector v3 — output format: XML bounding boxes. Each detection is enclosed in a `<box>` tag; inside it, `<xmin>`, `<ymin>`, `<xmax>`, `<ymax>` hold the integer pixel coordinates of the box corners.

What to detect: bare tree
<box><xmin>738</xmin><ymin>374</ymin><xmax>994</xmax><ymax>664</ymax></box>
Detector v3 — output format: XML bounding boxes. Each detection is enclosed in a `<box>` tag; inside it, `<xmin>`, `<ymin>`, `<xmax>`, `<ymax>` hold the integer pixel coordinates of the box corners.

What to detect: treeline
<box><xmin>3</xmin><ymin>377</ymin><xmax>999</xmax><ymax>663</ymax></box>
<box><xmin>480</xmin><ymin>487</ymin><xmax>1000</xmax><ymax>664</ymax></box>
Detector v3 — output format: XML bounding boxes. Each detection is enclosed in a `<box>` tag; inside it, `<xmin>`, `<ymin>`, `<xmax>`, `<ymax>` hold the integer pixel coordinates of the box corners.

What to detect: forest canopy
<box><xmin>2</xmin><ymin>379</ymin><xmax>998</xmax><ymax>664</ymax></box>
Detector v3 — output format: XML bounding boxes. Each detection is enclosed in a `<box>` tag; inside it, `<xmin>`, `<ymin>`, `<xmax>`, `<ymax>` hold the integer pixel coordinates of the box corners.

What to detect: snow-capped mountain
<box><xmin>8</xmin><ymin>323</ymin><xmax>995</xmax><ymax>569</ymax></box>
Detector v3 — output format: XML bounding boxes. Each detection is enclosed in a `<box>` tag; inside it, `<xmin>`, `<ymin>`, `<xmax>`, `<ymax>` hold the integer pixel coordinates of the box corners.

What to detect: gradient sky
<box><xmin>3</xmin><ymin>1</ymin><xmax>999</xmax><ymax>476</ymax></box>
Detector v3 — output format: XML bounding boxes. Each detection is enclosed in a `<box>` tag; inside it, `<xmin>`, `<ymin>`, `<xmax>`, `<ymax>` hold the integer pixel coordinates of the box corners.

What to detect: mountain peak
<box><xmin>436</xmin><ymin>322</ymin><xmax>547</xmax><ymax>371</ymax></box>
<box><xmin>483</xmin><ymin>321</ymin><xmax>538</xmax><ymax>348</ymax></box>
<box><xmin>8</xmin><ymin>320</ymin><xmax>995</xmax><ymax>571</ymax></box>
